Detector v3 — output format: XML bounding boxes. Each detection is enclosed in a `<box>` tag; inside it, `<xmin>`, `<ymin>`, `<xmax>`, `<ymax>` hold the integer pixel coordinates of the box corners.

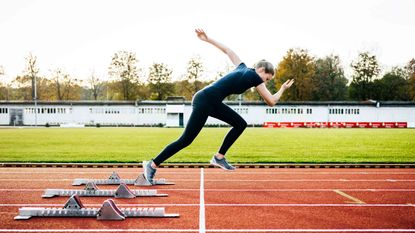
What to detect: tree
<box><xmin>37</xmin><ymin>77</ymin><xmax>55</xmax><ymax>100</ymax></box>
<box><xmin>0</xmin><ymin>66</ymin><xmax>4</xmax><ymax>95</ymax></box>
<box><xmin>312</xmin><ymin>55</ymin><xmax>348</xmax><ymax>101</ymax></box>
<box><xmin>174</xmin><ymin>79</ymin><xmax>194</xmax><ymax>100</ymax></box>
<box><xmin>148</xmin><ymin>63</ymin><xmax>175</xmax><ymax>100</ymax></box>
<box><xmin>349</xmin><ymin>52</ymin><xmax>380</xmax><ymax>100</ymax></box>
<box><xmin>274</xmin><ymin>48</ymin><xmax>315</xmax><ymax>101</ymax></box>
<box><xmin>11</xmin><ymin>53</ymin><xmax>40</xmax><ymax>100</ymax></box>
<box><xmin>0</xmin><ymin>65</ymin><xmax>9</xmax><ymax>100</ymax></box>
<box><xmin>108</xmin><ymin>51</ymin><xmax>141</xmax><ymax>100</ymax></box>
<box><xmin>406</xmin><ymin>58</ymin><xmax>415</xmax><ymax>101</ymax></box>
<box><xmin>51</xmin><ymin>69</ymin><xmax>80</xmax><ymax>100</ymax></box>
<box><xmin>185</xmin><ymin>56</ymin><xmax>205</xmax><ymax>94</ymax></box>
<box><xmin>373</xmin><ymin>67</ymin><xmax>409</xmax><ymax>101</ymax></box>
<box><xmin>24</xmin><ymin>53</ymin><xmax>40</xmax><ymax>100</ymax></box>
<box><xmin>11</xmin><ymin>76</ymin><xmax>30</xmax><ymax>100</ymax></box>
<box><xmin>87</xmin><ymin>72</ymin><xmax>104</xmax><ymax>100</ymax></box>
<box><xmin>372</xmin><ymin>67</ymin><xmax>409</xmax><ymax>101</ymax></box>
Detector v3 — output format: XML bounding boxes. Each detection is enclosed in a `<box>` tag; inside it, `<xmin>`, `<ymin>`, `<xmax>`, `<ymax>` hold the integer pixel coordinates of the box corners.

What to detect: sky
<box><xmin>0</xmin><ymin>0</ymin><xmax>414</xmax><ymax>85</ymax></box>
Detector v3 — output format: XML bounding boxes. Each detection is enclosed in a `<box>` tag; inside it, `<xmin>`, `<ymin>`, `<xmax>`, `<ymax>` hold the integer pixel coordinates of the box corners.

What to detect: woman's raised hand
<box><xmin>195</xmin><ymin>28</ymin><xmax>208</xmax><ymax>42</ymax></box>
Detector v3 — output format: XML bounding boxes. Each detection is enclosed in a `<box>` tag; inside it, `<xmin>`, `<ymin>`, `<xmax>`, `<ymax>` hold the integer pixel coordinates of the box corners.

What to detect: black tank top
<box><xmin>202</xmin><ymin>63</ymin><xmax>263</xmax><ymax>101</ymax></box>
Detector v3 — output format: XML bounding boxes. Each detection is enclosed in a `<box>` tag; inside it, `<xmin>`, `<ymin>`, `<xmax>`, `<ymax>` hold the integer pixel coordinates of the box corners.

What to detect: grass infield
<box><xmin>0</xmin><ymin>127</ymin><xmax>414</xmax><ymax>163</ymax></box>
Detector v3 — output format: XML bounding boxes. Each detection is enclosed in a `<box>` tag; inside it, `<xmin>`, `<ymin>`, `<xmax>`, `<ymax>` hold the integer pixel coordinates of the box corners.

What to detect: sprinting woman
<box><xmin>143</xmin><ymin>29</ymin><xmax>294</xmax><ymax>184</ymax></box>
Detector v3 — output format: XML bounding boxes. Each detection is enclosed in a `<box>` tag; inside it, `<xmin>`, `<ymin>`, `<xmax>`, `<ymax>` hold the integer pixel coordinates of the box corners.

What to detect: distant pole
<box><xmin>34</xmin><ymin>75</ymin><xmax>38</xmax><ymax>127</ymax></box>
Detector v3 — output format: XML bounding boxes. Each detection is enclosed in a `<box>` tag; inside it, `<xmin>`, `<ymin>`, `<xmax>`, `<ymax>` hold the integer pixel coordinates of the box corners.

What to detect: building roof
<box><xmin>1</xmin><ymin>100</ymin><xmax>414</xmax><ymax>107</ymax></box>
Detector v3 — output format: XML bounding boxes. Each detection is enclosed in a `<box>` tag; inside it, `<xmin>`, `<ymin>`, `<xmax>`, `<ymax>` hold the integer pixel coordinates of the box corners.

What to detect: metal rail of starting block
<box><xmin>15</xmin><ymin>194</ymin><xmax>179</xmax><ymax>220</ymax></box>
<box><xmin>43</xmin><ymin>182</ymin><xmax>168</xmax><ymax>198</ymax></box>
<box><xmin>72</xmin><ymin>172</ymin><xmax>174</xmax><ymax>186</ymax></box>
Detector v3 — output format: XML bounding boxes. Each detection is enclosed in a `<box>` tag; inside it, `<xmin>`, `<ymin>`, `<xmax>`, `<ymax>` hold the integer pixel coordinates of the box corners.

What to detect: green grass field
<box><xmin>0</xmin><ymin>127</ymin><xmax>414</xmax><ymax>163</ymax></box>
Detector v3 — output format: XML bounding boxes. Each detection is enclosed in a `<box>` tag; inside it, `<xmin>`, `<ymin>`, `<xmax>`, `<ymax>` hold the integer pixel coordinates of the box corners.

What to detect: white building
<box><xmin>0</xmin><ymin>100</ymin><xmax>414</xmax><ymax>128</ymax></box>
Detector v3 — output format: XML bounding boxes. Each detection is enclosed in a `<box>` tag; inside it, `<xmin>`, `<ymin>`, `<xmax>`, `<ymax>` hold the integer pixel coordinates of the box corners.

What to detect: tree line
<box><xmin>0</xmin><ymin>49</ymin><xmax>414</xmax><ymax>102</ymax></box>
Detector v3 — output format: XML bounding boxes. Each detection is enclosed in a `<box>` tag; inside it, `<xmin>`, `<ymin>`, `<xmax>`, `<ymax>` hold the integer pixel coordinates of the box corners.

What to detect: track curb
<box><xmin>1</xmin><ymin>163</ymin><xmax>415</xmax><ymax>169</ymax></box>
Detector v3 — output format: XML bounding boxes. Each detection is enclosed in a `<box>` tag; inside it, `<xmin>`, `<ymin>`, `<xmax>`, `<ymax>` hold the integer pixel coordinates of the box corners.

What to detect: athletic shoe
<box><xmin>210</xmin><ymin>155</ymin><xmax>236</xmax><ymax>171</ymax></box>
<box><xmin>143</xmin><ymin>160</ymin><xmax>157</xmax><ymax>184</ymax></box>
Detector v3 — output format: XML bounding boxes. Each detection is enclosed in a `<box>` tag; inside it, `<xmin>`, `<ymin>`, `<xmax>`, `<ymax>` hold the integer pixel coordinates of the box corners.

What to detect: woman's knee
<box><xmin>175</xmin><ymin>136</ymin><xmax>193</xmax><ymax>148</ymax></box>
<box><xmin>235</xmin><ymin>119</ymin><xmax>247</xmax><ymax>131</ymax></box>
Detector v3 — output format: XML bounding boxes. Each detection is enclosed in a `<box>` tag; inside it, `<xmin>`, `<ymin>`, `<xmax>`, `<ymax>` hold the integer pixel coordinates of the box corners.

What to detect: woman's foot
<box><xmin>143</xmin><ymin>160</ymin><xmax>157</xmax><ymax>184</ymax></box>
<box><xmin>210</xmin><ymin>155</ymin><xmax>235</xmax><ymax>171</ymax></box>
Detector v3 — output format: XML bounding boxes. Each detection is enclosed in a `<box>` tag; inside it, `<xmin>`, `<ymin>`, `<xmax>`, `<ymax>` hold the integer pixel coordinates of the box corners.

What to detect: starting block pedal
<box><xmin>15</xmin><ymin>194</ymin><xmax>179</xmax><ymax>220</ymax></box>
<box><xmin>42</xmin><ymin>182</ymin><xmax>168</xmax><ymax>198</ymax></box>
<box><xmin>72</xmin><ymin>171</ymin><xmax>174</xmax><ymax>186</ymax></box>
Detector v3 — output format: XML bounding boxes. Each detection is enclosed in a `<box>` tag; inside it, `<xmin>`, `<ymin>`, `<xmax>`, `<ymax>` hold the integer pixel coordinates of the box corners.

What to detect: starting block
<box><xmin>42</xmin><ymin>182</ymin><xmax>168</xmax><ymax>198</ymax></box>
<box><xmin>15</xmin><ymin>194</ymin><xmax>179</xmax><ymax>220</ymax></box>
<box><xmin>72</xmin><ymin>171</ymin><xmax>174</xmax><ymax>186</ymax></box>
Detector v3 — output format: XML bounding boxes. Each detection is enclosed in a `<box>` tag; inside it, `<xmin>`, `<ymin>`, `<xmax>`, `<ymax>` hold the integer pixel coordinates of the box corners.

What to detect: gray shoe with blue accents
<box><xmin>210</xmin><ymin>155</ymin><xmax>236</xmax><ymax>171</ymax></box>
<box><xmin>143</xmin><ymin>160</ymin><xmax>157</xmax><ymax>184</ymax></box>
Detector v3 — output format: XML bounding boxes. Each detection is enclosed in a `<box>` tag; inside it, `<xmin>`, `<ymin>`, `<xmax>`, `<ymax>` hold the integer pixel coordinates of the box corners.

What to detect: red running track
<box><xmin>0</xmin><ymin>167</ymin><xmax>414</xmax><ymax>232</ymax></box>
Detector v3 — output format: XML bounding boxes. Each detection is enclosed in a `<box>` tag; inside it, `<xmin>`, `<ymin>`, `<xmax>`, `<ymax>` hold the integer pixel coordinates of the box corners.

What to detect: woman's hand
<box><xmin>281</xmin><ymin>79</ymin><xmax>294</xmax><ymax>90</ymax></box>
<box><xmin>195</xmin><ymin>28</ymin><xmax>208</xmax><ymax>42</ymax></box>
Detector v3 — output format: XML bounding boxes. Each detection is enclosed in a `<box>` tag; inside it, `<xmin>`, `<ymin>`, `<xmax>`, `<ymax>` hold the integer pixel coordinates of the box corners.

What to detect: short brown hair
<box><xmin>255</xmin><ymin>59</ymin><xmax>275</xmax><ymax>76</ymax></box>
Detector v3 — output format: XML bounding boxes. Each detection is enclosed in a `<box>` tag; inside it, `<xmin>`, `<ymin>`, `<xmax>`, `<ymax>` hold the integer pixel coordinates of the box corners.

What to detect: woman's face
<box><xmin>256</xmin><ymin>68</ymin><xmax>274</xmax><ymax>82</ymax></box>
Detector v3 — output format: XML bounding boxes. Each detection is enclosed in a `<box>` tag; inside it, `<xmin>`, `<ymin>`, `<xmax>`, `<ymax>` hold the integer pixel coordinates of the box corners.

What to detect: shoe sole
<box><xmin>210</xmin><ymin>159</ymin><xmax>235</xmax><ymax>171</ymax></box>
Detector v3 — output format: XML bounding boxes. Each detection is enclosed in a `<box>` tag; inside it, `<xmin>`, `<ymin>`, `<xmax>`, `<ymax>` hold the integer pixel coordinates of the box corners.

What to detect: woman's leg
<box><xmin>152</xmin><ymin>106</ymin><xmax>209</xmax><ymax>166</ymax></box>
<box><xmin>210</xmin><ymin>103</ymin><xmax>247</xmax><ymax>156</ymax></box>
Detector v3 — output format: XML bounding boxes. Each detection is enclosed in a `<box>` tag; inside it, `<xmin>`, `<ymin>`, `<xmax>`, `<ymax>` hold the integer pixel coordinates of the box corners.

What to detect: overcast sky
<box><xmin>0</xmin><ymin>0</ymin><xmax>414</xmax><ymax>84</ymax></box>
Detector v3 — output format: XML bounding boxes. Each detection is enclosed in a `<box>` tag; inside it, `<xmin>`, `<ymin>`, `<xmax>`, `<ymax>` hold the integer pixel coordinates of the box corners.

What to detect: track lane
<box><xmin>0</xmin><ymin>167</ymin><xmax>414</xmax><ymax>232</ymax></box>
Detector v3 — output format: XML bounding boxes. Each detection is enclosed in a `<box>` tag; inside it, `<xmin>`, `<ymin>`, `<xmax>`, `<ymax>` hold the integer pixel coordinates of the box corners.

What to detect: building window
<box><xmin>234</xmin><ymin>107</ymin><xmax>248</xmax><ymax>114</ymax></box>
<box><xmin>103</xmin><ymin>108</ymin><xmax>120</xmax><ymax>114</ymax></box>
<box><xmin>154</xmin><ymin>108</ymin><xmax>166</xmax><ymax>114</ymax></box>
<box><xmin>329</xmin><ymin>108</ymin><xmax>362</xmax><ymax>115</ymax></box>
<box><xmin>0</xmin><ymin>108</ymin><xmax>8</xmax><ymax>114</ymax></box>
<box><xmin>137</xmin><ymin>107</ymin><xmax>164</xmax><ymax>114</ymax></box>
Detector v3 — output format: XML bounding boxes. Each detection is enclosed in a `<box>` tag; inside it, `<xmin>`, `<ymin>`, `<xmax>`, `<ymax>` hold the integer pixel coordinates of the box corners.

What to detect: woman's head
<box><xmin>254</xmin><ymin>59</ymin><xmax>275</xmax><ymax>82</ymax></box>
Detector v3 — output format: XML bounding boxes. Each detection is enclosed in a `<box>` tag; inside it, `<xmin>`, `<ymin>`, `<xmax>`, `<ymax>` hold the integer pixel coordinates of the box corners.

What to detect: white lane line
<box><xmin>207</xmin><ymin>230</ymin><xmax>415</xmax><ymax>232</ymax></box>
<box><xmin>202</xmin><ymin>189</ymin><xmax>415</xmax><ymax>192</ymax></box>
<box><xmin>0</xmin><ymin>179</ymin><xmax>73</xmax><ymax>182</ymax></box>
<box><xmin>2</xmin><ymin>188</ymin><xmax>415</xmax><ymax>192</ymax></box>
<box><xmin>205</xmin><ymin>204</ymin><xmax>412</xmax><ymax>207</ymax></box>
<box><xmin>202</xmin><ymin>179</ymin><xmax>415</xmax><ymax>182</ymax></box>
<box><xmin>0</xmin><ymin>229</ymin><xmax>414</xmax><ymax>232</ymax></box>
<box><xmin>387</xmin><ymin>179</ymin><xmax>398</xmax><ymax>182</ymax></box>
<box><xmin>206</xmin><ymin>230</ymin><xmax>415</xmax><ymax>232</ymax></box>
<box><xmin>0</xmin><ymin>189</ymin><xmax>45</xmax><ymax>191</ymax></box>
<box><xmin>0</xmin><ymin>230</ymin><xmax>198</xmax><ymax>232</ymax></box>
<box><xmin>2</xmin><ymin>171</ymin><xmax>415</xmax><ymax>175</ymax></box>
<box><xmin>0</xmin><ymin>203</ymin><xmax>199</xmax><ymax>207</ymax></box>
<box><xmin>199</xmin><ymin>168</ymin><xmax>206</xmax><ymax>233</ymax></box>
<box><xmin>2</xmin><ymin>179</ymin><xmax>415</xmax><ymax>182</ymax></box>
<box><xmin>0</xmin><ymin>203</ymin><xmax>413</xmax><ymax>207</ymax></box>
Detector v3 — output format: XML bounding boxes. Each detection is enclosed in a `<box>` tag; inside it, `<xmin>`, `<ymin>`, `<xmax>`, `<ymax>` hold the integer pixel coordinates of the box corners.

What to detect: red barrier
<box><xmin>263</xmin><ymin>122</ymin><xmax>407</xmax><ymax>128</ymax></box>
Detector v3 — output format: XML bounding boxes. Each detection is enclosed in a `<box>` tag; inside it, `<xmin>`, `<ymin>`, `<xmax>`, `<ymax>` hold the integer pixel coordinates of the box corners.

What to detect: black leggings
<box><xmin>152</xmin><ymin>90</ymin><xmax>247</xmax><ymax>166</ymax></box>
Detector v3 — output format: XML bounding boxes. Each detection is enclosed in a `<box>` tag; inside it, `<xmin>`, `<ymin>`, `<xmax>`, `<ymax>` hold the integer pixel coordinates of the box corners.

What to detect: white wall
<box><xmin>0</xmin><ymin>102</ymin><xmax>414</xmax><ymax>126</ymax></box>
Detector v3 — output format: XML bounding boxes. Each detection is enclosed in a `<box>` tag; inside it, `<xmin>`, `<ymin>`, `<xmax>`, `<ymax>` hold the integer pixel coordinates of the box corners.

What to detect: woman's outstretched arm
<box><xmin>195</xmin><ymin>28</ymin><xmax>242</xmax><ymax>66</ymax></box>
